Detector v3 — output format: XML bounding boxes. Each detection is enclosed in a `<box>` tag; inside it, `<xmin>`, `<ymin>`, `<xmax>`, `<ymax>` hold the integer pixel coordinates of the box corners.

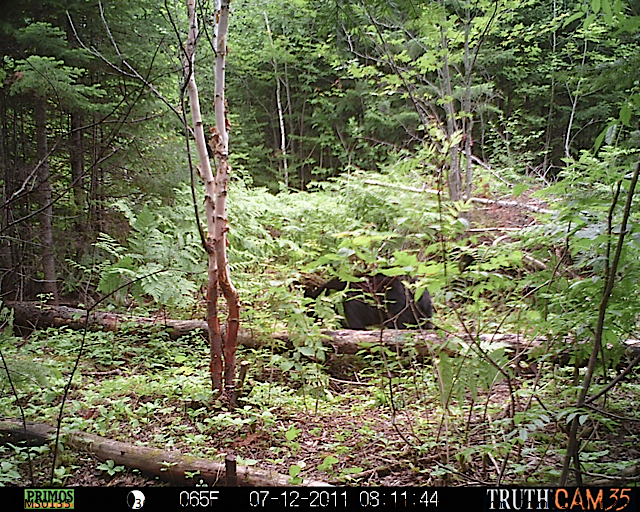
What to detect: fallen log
<box><xmin>363</xmin><ymin>179</ymin><xmax>554</xmax><ymax>214</ymax></box>
<box><xmin>6</xmin><ymin>302</ymin><xmax>638</xmax><ymax>379</ymax></box>
<box><xmin>7</xmin><ymin>301</ymin><xmax>207</xmax><ymax>340</ymax></box>
<box><xmin>0</xmin><ymin>418</ymin><xmax>329</xmax><ymax>487</ymax></box>
<box><xmin>5</xmin><ymin>302</ymin><xmax>540</xmax><ymax>357</ymax></box>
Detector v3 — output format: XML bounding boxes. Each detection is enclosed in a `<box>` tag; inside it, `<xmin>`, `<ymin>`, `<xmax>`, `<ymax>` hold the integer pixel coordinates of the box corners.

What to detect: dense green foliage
<box><xmin>1</xmin><ymin>0</ymin><xmax>639</xmax><ymax>302</ymax></box>
<box><xmin>0</xmin><ymin>0</ymin><xmax>639</xmax><ymax>488</ymax></box>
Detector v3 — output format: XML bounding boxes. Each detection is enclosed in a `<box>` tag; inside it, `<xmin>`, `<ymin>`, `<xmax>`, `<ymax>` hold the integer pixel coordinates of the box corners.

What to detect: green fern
<box><xmin>437</xmin><ymin>340</ymin><xmax>510</xmax><ymax>406</ymax></box>
<box><xmin>94</xmin><ymin>195</ymin><xmax>206</xmax><ymax>310</ymax></box>
<box><xmin>0</xmin><ymin>357</ymin><xmax>59</xmax><ymax>391</ymax></box>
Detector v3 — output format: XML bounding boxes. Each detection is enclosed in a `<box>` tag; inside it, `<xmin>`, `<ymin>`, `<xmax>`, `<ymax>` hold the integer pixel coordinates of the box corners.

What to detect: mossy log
<box><xmin>0</xmin><ymin>419</ymin><xmax>329</xmax><ymax>487</ymax></box>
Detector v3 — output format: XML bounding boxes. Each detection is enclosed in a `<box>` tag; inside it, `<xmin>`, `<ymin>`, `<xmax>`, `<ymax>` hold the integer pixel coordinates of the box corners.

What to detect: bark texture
<box><xmin>0</xmin><ymin>419</ymin><xmax>330</xmax><ymax>487</ymax></box>
<box><xmin>211</xmin><ymin>0</ymin><xmax>240</xmax><ymax>400</ymax></box>
<box><xmin>34</xmin><ymin>97</ymin><xmax>58</xmax><ymax>303</ymax></box>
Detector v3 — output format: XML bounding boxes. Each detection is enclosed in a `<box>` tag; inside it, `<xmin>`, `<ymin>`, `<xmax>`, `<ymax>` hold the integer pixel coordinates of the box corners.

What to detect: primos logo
<box><xmin>24</xmin><ymin>489</ymin><xmax>74</xmax><ymax>509</ymax></box>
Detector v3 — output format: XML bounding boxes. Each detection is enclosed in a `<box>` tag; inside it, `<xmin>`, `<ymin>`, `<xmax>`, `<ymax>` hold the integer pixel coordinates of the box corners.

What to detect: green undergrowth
<box><xmin>1</xmin><ymin>323</ymin><xmax>639</xmax><ymax>487</ymax></box>
<box><xmin>3</xmin><ymin>152</ymin><xmax>640</xmax><ymax>485</ymax></box>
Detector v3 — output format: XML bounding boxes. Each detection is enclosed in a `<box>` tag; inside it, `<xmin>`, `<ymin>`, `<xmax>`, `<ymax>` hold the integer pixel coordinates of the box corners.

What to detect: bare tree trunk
<box><xmin>184</xmin><ymin>0</ymin><xmax>239</xmax><ymax>401</ymax></box>
<box><xmin>564</xmin><ymin>80</ymin><xmax>581</xmax><ymax>160</ymax></box>
<box><xmin>0</xmin><ymin>97</ymin><xmax>13</xmax><ymax>296</ymax></box>
<box><xmin>88</xmin><ymin>117</ymin><xmax>103</xmax><ymax>237</ymax></box>
<box><xmin>264</xmin><ymin>11</ymin><xmax>288</xmax><ymax>188</ymax></box>
<box><xmin>439</xmin><ymin>28</ymin><xmax>461</xmax><ymax>201</ymax></box>
<box><xmin>66</xmin><ymin>17</ymin><xmax>87</xmax><ymax>255</ymax></box>
<box><xmin>542</xmin><ymin>0</ymin><xmax>557</xmax><ymax>173</ymax></box>
<box><xmin>564</xmin><ymin>35</ymin><xmax>588</xmax><ymax>160</ymax></box>
<box><xmin>213</xmin><ymin>1</ymin><xmax>240</xmax><ymax>401</ymax></box>
<box><xmin>34</xmin><ymin>97</ymin><xmax>58</xmax><ymax>304</ymax></box>
<box><xmin>462</xmin><ymin>15</ymin><xmax>474</xmax><ymax>202</ymax></box>
<box><xmin>184</xmin><ymin>0</ymin><xmax>221</xmax><ymax>392</ymax></box>
<box><xmin>69</xmin><ymin>112</ymin><xmax>87</xmax><ymax>257</ymax></box>
<box><xmin>1</xmin><ymin>105</ymin><xmax>26</xmax><ymax>301</ymax></box>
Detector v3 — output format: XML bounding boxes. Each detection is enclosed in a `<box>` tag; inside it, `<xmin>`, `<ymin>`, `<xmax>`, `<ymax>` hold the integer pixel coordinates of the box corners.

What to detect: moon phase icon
<box><xmin>127</xmin><ymin>490</ymin><xmax>146</xmax><ymax>509</ymax></box>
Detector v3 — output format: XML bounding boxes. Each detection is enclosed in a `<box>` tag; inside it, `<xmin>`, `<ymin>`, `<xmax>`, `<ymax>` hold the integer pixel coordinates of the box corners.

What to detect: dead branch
<box><xmin>363</xmin><ymin>179</ymin><xmax>554</xmax><ymax>214</ymax></box>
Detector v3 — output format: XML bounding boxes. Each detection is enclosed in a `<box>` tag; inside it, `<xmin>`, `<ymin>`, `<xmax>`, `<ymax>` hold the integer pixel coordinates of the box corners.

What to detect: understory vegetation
<box><xmin>2</xmin><ymin>161</ymin><xmax>640</xmax><ymax>486</ymax></box>
<box><xmin>1</xmin><ymin>0</ymin><xmax>640</xmax><ymax>489</ymax></box>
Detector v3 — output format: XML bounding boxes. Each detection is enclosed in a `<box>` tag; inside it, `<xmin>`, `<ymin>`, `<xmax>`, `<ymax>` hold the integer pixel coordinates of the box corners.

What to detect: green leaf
<box><xmin>619</xmin><ymin>103</ymin><xmax>631</xmax><ymax>126</ymax></box>
<box><xmin>289</xmin><ymin>464</ymin><xmax>302</xmax><ymax>477</ymax></box>
<box><xmin>391</xmin><ymin>251</ymin><xmax>419</xmax><ymax>267</ymax></box>
<box><xmin>285</xmin><ymin>426</ymin><xmax>301</xmax><ymax>441</ymax></box>
<box><xmin>379</xmin><ymin>266</ymin><xmax>409</xmax><ymax>277</ymax></box>
<box><xmin>280</xmin><ymin>360</ymin><xmax>295</xmax><ymax>372</ymax></box>
<box><xmin>298</xmin><ymin>346</ymin><xmax>316</xmax><ymax>357</ymax></box>
<box><xmin>336</xmin><ymin>247</ymin><xmax>356</xmax><ymax>259</ymax></box>
<box><xmin>342</xmin><ymin>467</ymin><xmax>364</xmax><ymax>474</ymax></box>
<box><xmin>594</xmin><ymin>132</ymin><xmax>606</xmax><ymax>152</ymax></box>
<box><xmin>318</xmin><ymin>455</ymin><xmax>339</xmax><ymax>471</ymax></box>
<box><xmin>563</xmin><ymin>11</ymin><xmax>585</xmax><ymax>27</ymax></box>
<box><xmin>513</xmin><ymin>183</ymin><xmax>529</xmax><ymax>198</ymax></box>
<box><xmin>583</xmin><ymin>13</ymin><xmax>596</xmax><ymax>28</ymax></box>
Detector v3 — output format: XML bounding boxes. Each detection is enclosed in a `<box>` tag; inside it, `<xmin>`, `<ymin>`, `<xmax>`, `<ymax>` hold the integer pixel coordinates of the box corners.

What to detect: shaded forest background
<box><xmin>1</xmin><ymin>0</ymin><xmax>639</xmax><ymax>304</ymax></box>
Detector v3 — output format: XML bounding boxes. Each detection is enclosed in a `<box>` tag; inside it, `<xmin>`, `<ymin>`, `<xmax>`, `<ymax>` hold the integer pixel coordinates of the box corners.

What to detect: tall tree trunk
<box><xmin>213</xmin><ymin>0</ymin><xmax>240</xmax><ymax>401</ymax></box>
<box><xmin>34</xmin><ymin>97</ymin><xmax>58</xmax><ymax>304</ymax></box>
<box><xmin>89</xmin><ymin>118</ymin><xmax>100</xmax><ymax>234</ymax></box>
<box><xmin>264</xmin><ymin>11</ymin><xmax>288</xmax><ymax>188</ymax></box>
<box><xmin>1</xmin><ymin>105</ymin><xmax>25</xmax><ymax>301</ymax></box>
<box><xmin>66</xmin><ymin>13</ymin><xmax>87</xmax><ymax>253</ymax></box>
<box><xmin>70</xmin><ymin>112</ymin><xmax>87</xmax><ymax>257</ymax></box>
<box><xmin>184</xmin><ymin>0</ymin><xmax>239</xmax><ymax>401</ymax></box>
<box><xmin>462</xmin><ymin>14</ymin><xmax>473</xmax><ymax>201</ymax></box>
<box><xmin>542</xmin><ymin>0</ymin><xmax>558</xmax><ymax>174</ymax></box>
<box><xmin>0</xmin><ymin>94</ymin><xmax>12</xmax><ymax>295</ymax></box>
<box><xmin>298</xmin><ymin>89</ymin><xmax>308</xmax><ymax>189</ymax></box>
<box><xmin>439</xmin><ymin>27</ymin><xmax>461</xmax><ymax>201</ymax></box>
<box><xmin>564</xmin><ymin>35</ymin><xmax>588</xmax><ymax>160</ymax></box>
<box><xmin>184</xmin><ymin>0</ymin><xmax>220</xmax><ymax>392</ymax></box>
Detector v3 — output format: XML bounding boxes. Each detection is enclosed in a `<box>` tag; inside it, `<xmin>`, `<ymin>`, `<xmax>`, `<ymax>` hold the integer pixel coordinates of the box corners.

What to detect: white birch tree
<box><xmin>184</xmin><ymin>0</ymin><xmax>239</xmax><ymax>401</ymax></box>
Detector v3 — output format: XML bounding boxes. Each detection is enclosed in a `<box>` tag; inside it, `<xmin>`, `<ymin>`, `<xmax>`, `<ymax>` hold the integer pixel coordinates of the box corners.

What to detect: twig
<box><xmin>585</xmin><ymin>352</ymin><xmax>640</xmax><ymax>405</ymax></box>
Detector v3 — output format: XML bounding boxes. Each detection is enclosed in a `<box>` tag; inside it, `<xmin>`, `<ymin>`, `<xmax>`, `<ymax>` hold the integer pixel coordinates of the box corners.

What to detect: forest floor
<box><xmin>4</xmin><ymin>199</ymin><xmax>640</xmax><ymax>488</ymax></box>
<box><xmin>9</xmin><ymin>362</ymin><xmax>640</xmax><ymax>488</ymax></box>
<box><xmin>9</xmin><ymin>379</ymin><xmax>521</xmax><ymax>487</ymax></box>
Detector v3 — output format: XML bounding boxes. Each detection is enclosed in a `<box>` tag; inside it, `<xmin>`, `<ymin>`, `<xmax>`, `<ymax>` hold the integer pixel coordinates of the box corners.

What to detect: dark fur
<box><xmin>305</xmin><ymin>275</ymin><xmax>432</xmax><ymax>329</ymax></box>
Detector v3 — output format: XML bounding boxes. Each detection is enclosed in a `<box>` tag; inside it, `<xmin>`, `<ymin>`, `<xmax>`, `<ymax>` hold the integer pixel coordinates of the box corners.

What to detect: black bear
<box><xmin>305</xmin><ymin>275</ymin><xmax>433</xmax><ymax>329</ymax></box>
